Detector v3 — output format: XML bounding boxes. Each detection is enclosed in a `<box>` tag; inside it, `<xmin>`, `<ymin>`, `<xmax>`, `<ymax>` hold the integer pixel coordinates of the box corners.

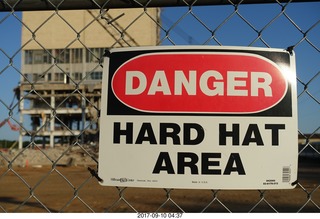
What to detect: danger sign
<box><xmin>99</xmin><ymin>46</ymin><xmax>298</xmax><ymax>189</ymax></box>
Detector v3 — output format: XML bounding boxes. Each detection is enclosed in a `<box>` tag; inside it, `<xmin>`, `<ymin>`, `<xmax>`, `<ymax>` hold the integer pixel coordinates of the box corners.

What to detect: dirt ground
<box><xmin>0</xmin><ymin>158</ymin><xmax>319</xmax><ymax>213</ymax></box>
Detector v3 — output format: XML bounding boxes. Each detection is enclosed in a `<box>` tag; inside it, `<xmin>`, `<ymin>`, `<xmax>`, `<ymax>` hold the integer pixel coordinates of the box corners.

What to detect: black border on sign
<box><xmin>105</xmin><ymin>48</ymin><xmax>293</xmax><ymax>117</ymax></box>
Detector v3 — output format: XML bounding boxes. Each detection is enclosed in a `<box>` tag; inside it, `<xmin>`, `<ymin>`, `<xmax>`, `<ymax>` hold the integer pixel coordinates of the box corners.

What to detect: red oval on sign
<box><xmin>111</xmin><ymin>52</ymin><xmax>287</xmax><ymax>113</ymax></box>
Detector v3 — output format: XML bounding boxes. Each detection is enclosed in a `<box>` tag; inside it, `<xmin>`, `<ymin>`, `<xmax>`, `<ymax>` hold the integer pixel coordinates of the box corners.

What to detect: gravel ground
<box><xmin>0</xmin><ymin>148</ymin><xmax>319</xmax><ymax>213</ymax></box>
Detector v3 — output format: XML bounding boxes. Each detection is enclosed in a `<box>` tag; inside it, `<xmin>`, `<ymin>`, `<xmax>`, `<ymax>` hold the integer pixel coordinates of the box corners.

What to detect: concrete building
<box><xmin>18</xmin><ymin>9</ymin><xmax>160</xmax><ymax>148</ymax></box>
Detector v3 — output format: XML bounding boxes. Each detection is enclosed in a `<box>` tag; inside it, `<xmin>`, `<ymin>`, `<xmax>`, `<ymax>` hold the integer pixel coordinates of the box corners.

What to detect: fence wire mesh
<box><xmin>0</xmin><ymin>0</ymin><xmax>319</xmax><ymax>213</ymax></box>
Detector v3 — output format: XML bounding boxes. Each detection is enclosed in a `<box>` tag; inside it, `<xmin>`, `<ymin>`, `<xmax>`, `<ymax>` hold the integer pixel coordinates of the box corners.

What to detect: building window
<box><xmin>72</xmin><ymin>72</ymin><xmax>82</xmax><ymax>81</ymax></box>
<box><xmin>34</xmin><ymin>52</ymin><xmax>43</xmax><ymax>64</ymax></box>
<box><xmin>24</xmin><ymin>50</ymin><xmax>52</xmax><ymax>64</ymax></box>
<box><xmin>47</xmin><ymin>73</ymin><xmax>52</xmax><ymax>81</ymax></box>
<box><xmin>54</xmin><ymin>72</ymin><xmax>65</xmax><ymax>82</ymax></box>
<box><xmin>55</xmin><ymin>48</ymin><xmax>84</xmax><ymax>63</ymax></box>
<box><xmin>25</xmin><ymin>51</ymin><xmax>33</xmax><ymax>64</ymax></box>
<box><xmin>71</xmin><ymin>48</ymin><xmax>83</xmax><ymax>63</ymax></box>
<box><xmin>86</xmin><ymin>48</ymin><xmax>104</xmax><ymax>63</ymax></box>
<box><xmin>87</xmin><ymin>71</ymin><xmax>102</xmax><ymax>80</ymax></box>
<box><xmin>55</xmin><ymin>49</ymin><xmax>70</xmax><ymax>63</ymax></box>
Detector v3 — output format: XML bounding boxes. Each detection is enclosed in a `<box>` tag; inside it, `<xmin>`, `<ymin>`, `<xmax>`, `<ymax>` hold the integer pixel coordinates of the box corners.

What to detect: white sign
<box><xmin>98</xmin><ymin>46</ymin><xmax>298</xmax><ymax>189</ymax></box>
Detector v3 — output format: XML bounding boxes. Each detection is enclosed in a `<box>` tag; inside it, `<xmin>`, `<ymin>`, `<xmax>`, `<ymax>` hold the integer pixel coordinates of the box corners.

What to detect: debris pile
<box><xmin>0</xmin><ymin>145</ymin><xmax>98</xmax><ymax>168</ymax></box>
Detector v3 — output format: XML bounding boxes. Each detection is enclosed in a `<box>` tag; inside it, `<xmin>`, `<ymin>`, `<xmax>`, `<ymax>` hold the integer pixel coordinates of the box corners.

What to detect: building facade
<box><xmin>18</xmin><ymin>9</ymin><xmax>160</xmax><ymax>148</ymax></box>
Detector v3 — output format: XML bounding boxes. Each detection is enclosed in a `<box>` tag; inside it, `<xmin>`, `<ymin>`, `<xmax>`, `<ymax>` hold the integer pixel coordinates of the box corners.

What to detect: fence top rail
<box><xmin>1</xmin><ymin>0</ymin><xmax>319</xmax><ymax>11</ymax></box>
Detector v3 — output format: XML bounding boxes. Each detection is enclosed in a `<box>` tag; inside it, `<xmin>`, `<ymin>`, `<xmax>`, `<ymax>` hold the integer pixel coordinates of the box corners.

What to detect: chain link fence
<box><xmin>0</xmin><ymin>0</ymin><xmax>319</xmax><ymax>213</ymax></box>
